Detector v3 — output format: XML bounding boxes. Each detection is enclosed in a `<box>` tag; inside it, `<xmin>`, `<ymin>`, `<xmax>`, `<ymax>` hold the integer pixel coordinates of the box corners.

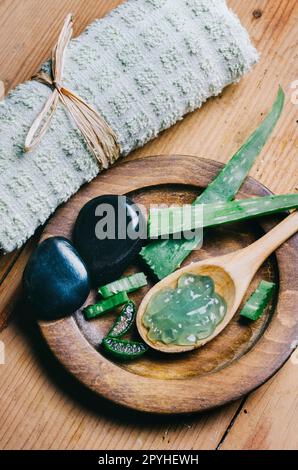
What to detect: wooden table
<box><xmin>0</xmin><ymin>0</ymin><xmax>297</xmax><ymax>451</ymax></box>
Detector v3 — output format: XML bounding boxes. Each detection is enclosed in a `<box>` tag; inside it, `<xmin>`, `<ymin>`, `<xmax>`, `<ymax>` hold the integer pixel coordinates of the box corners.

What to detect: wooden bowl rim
<box><xmin>39</xmin><ymin>155</ymin><xmax>298</xmax><ymax>414</ymax></box>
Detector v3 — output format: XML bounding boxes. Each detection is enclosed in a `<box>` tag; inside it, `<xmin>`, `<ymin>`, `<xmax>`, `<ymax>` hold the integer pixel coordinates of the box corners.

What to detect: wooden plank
<box><xmin>0</xmin><ymin>238</ymin><xmax>38</xmax><ymax>331</ymax></box>
<box><xmin>0</xmin><ymin>251</ymin><xmax>20</xmax><ymax>283</ymax></box>
<box><xmin>220</xmin><ymin>350</ymin><xmax>298</xmax><ymax>450</ymax></box>
<box><xmin>0</xmin><ymin>0</ymin><xmax>120</xmax><ymax>89</ymax></box>
<box><xmin>0</xmin><ymin>0</ymin><xmax>297</xmax><ymax>450</ymax></box>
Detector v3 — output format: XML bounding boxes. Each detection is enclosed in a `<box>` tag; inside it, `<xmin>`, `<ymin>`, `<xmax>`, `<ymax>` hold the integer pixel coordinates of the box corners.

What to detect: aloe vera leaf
<box><xmin>84</xmin><ymin>292</ymin><xmax>129</xmax><ymax>319</ymax></box>
<box><xmin>240</xmin><ymin>280</ymin><xmax>275</xmax><ymax>321</ymax></box>
<box><xmin>98</xmin><ymin>273</ymin><xmax>147</xmax><ymax>298</ymax></box>
<box><xmin>102</xmin><ymin>337</ymin><xmax>148</xmax><ymax>360</ymax></box>
<box><xmin>141</xmin><ymin>87</ymin><xmax>285</xmax><ymax>279</ymax></box>
<box><xmin>107</xmin><ymin>301</ymin><xmax>136</xmax><ymax>338</ymax></box>
<box><xmin>148</xmin><ymin>194</ymin><xmax>298</xmax><ymax>238</ymax></box>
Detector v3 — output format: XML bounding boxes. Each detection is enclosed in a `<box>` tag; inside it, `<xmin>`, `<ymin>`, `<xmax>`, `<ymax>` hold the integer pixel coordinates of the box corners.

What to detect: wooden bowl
<box><xmin>38</xmin><ymin>155</ymin><xmax>298</xmax><ymax>414</ymax></box>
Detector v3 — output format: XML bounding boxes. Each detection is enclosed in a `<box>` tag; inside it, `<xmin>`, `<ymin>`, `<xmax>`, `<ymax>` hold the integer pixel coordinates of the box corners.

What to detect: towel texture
<box><xmin>0</xmin><ymin>0</ymin><xmax>258</xmax><ymax>252</ymax></box>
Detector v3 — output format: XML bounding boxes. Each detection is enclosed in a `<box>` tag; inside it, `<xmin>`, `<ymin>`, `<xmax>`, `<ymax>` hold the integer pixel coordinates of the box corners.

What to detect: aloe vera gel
<box><xmin>143</xmin><ymin>274</ymin><xmax>227</xmax><ymax>346</ymax></box>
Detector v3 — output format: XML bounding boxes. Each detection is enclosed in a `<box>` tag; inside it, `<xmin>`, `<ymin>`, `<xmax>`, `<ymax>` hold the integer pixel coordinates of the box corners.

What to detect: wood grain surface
<box><xmin>0</xmin><ymin>0</ymin><xmax>298</xmax><ymax>450</ymax></box>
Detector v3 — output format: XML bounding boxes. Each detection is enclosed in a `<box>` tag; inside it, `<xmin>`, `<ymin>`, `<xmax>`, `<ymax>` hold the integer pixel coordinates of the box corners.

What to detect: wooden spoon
<box><xmin>137</xmin><ymin>211</ymin><xmax>298</xmax><ymax>353</ymax></box>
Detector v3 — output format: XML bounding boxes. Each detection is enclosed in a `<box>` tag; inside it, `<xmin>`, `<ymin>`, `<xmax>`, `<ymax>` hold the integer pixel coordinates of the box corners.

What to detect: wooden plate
<box><xmin>38</xmin><ymin>155</ymin><xmax>298</xmax><ymax>414</ymax></box>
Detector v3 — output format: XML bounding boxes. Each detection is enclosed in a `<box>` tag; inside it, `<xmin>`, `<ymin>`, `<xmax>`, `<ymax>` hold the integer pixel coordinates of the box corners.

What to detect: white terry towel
<box><xmin>0</xmin><ymin>0</ymin><xmax>258</xmax><ymax>252</ymax></box>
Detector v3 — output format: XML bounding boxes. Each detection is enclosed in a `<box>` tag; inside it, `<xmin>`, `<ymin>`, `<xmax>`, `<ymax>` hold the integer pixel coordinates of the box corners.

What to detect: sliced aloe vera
<box><xmin>84</xmin><ymin>292</ymin><xmax>129</xmax><ymax>319</ymax></box>
<box><xmin>98</xmin><ymin>273</ymin><xmax>147</xmax><ymax>298</ymax></box>
<box><xmin>102</xmin><ymin>337</ymin><xmax>148</xmax><ymax>360</ymax></box>
<box><xmin>240</xmin><ymin>280</ymin><xmax>276</xmax><ymax>321</ymax></box>
<box><xmin>141</xmin><ymin>87</ymin><xmax>285</xmax><ymax>279</ymax></box>
<box><xmin>148</xmin><ymin>194</ymin><xmax>298</xmax><ymax>237</ymax></box>
<box><xmin>107</xmin><ymin>301</ymin><xmax>136</xmax><ymax>338</ymax></box>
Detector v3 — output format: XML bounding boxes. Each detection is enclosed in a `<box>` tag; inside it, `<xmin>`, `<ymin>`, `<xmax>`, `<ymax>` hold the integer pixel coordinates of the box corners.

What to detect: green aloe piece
<box><xmin>148</xmin><ymin>194</ymin><xmax>298</xmax><ymax>238</ymax></box>
<box><xmin>98</xmin><ymin>273</ymin><xmax>147</xmax><ymax>298</ymax></box>
<box><xmin>107</xmin><ymin>301</ymin><xmax>136</xmax><ymax>338</ymax></box>
<box><xmin>240</xmin><ymin>280</ymin><xmax>276</xmax><ymax>321</ymax></box>
<box><xmin>102</xmin><ymin>337</ymin><xmax>148</xmax><ymax>360</ymax></box>
<box><xmin>84</xmin><ymin>292</ymin><xmax>129</xmax><ymax>319</ymax></box>
<box><xmin>141</xmin><ymin>87</ymin><xmax>285</xmax><ymax>279</ymax></box>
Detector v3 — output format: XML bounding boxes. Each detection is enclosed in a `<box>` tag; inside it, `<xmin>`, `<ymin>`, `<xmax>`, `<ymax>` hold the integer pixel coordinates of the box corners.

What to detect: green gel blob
<box><xmin>143</xmin><ymin>274</ymin><xmax>227</xmax><ymax>346</ymax></box>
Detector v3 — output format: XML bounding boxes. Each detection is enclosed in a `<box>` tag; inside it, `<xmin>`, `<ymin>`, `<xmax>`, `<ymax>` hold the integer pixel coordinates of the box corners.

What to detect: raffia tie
<box><xmin>24</xmin><ymin>14</ymin><xmax>120</xmax><ymax>169</ymax></box>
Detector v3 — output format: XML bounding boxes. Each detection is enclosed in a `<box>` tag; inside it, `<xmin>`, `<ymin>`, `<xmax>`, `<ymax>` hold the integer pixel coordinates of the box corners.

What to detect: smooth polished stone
<box><xmin>23</xmin><ymin>237</ymin><xmax>90</xmax><ymax>319</ymax></box>
<box><xmin>73</xmin><ymin>195</ymin><xmax>146</xmax><ymax>286</ymax></box>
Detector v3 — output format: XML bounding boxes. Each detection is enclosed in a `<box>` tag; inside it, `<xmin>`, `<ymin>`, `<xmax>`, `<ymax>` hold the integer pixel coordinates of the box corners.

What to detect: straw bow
<box><xmin>24</xmin><ymin>14</ymin><xmax>120</xmax><ymax>169</ymax></box>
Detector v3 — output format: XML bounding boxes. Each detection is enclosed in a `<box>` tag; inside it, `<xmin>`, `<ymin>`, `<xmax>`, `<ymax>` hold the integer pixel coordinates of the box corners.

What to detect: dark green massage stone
<box><xmin>23</xmin><ymin>237</ymin><xmax>90</xmax><ymax>319</ymax></box>
<box><xmin>73</xmin><ymin>195</ymin><xmax>146</xmax><ymax>286</ymax></box>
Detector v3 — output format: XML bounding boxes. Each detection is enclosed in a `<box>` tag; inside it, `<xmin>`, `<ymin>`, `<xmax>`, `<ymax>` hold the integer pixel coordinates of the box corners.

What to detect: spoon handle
<box><xmin>232</xmin><ymin>211</ymin><xmax>298</xmax><ymax>274</ymax></box>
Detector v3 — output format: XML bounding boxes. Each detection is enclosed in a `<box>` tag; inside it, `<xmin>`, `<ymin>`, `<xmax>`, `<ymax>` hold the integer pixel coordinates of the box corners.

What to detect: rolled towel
<box><xmin>0</xmin><ymin>0</ymin><xmax>258</xmax><ymax>253</ymax></box>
